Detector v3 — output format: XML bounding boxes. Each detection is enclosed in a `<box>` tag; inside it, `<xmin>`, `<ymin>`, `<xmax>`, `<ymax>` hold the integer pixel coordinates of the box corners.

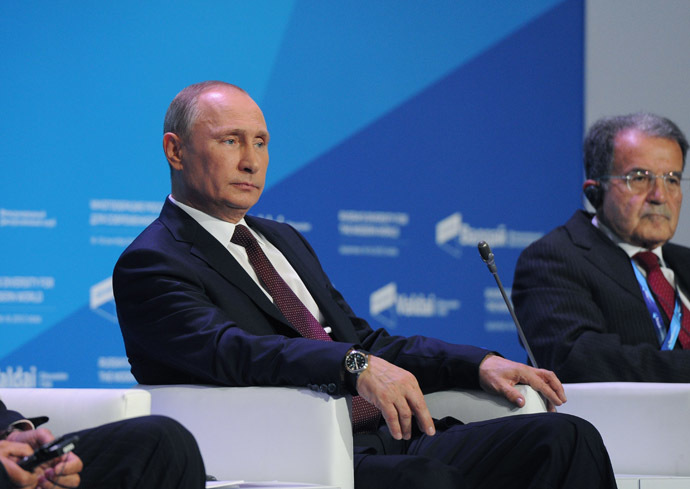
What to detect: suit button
<box><xmin>308</xmin><ymin>384</ymin><xmax>318</xmax><ymax>391</ymax></box>
<box><xmin>328</xmin><ymin>383</ymin><xmax>336</xmax><ymax>393</ymax></box>
<box><xmin>319</xmin><ymin>384</ymin><xmax>328</xmax><ymax>393</ymax></box>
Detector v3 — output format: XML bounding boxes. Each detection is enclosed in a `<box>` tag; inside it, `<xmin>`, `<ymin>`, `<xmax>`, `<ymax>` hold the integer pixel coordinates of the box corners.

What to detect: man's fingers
<box><xmin>529</xmin><ymin>371</ymin><xmax>566</xmax><ymax>406</ymax></box>
<box><xmin>542</xmin><ymin>370</ymin><xmax>567</xmax><ymax>403</ymax></box>
<box><xmin>40</xmin><ymin>471</ymin><xmax>81</xmax><ymax>489</ymax></box>
<box><xmin>378</xmin><ymin>397</ymin><xmax>434</xmax><ymax>440</ymax></box>
<box><xmin>394</xmin><ymin>400</ymin><xmax>414</xmax><ymax>440</ymax></box>
<box><xmin>407</xmin><ymin>395</ymin><xmax>435</xmax><ymax>437</ymax></box>
<box><xmin>500</xmin><ymin>384</ymin><xmax>526</xmax><ymax>408</ymax></box>
<box><xmin>378</xmin><ymin>402</ymin><xmax>403</xmax><ymax>440</ymax></box>
<box><xmin>355</xmin><ymin>356</ymin><xmax>436</xmax><ymax>440</ymax></box>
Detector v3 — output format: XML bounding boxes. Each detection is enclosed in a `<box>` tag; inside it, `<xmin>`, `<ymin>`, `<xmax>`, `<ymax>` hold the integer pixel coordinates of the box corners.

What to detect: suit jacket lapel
<box><xmin>566</xmin><ymin>211</ymin><xmax>645</xmax><ymax>300</ymax></box>
<box><xmin>663</xmin><ymin>243</ymin><xmax>690</xmax><ymax>294</ymax></box>
<box><xmin>158</xmin><ymin>201</ymin><xmax>290</xmax><ymax>328</ymax></box>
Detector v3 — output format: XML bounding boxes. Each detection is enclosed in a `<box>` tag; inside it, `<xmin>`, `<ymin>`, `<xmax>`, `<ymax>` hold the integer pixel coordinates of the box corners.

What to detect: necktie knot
<box><xmin>231</xmin><ymin>224</ymin><xmax>257</xmax><ymax>249</ymax></box>
<box><xmin>634</xmin><ymin>250</ymin><xmax>661</xmax><ymax>274</ymax></box>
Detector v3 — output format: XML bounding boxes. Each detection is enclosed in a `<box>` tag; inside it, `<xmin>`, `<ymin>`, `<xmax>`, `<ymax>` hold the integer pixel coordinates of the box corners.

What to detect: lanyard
<box><xmin>631</xmin><ymin>259</ymin><xmax>682</xmax><ymax>350</ymax></box>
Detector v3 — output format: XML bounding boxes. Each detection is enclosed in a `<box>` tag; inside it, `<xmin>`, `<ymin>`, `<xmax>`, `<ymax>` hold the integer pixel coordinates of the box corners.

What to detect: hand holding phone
<box><xmin>18</xmin><ymin>434</ymin><xmax>79</xmax><ymax>471</ymax></box>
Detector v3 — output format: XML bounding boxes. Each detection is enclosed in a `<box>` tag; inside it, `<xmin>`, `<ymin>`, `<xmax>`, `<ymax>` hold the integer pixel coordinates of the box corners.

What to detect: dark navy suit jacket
<box><xmin>512</xmin><ymin>210</ymin><xmax>690</xmax><ymax>382</ymax></box>
<box><xmin>113</xmin><ymin>199</ymin><xmax>489</xmax><ymax>397</ymax></box>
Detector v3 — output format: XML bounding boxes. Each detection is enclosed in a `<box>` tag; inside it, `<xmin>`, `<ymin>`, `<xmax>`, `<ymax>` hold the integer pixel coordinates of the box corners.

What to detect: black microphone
<box><xmin>477</xmin><ymin>241</ymin><xmax>539</xmax><ymax>368</ymax></box>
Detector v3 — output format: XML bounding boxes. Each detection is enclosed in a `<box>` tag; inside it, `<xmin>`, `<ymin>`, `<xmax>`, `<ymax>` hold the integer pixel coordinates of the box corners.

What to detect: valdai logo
<box><xmin>435</xmin><ymin>212</ymin><xmax>543</xmax><ymax>258</ymax></box>
<box><xmin>369</xmin><ymin>282</ymin><xmax>460</xmax><ymax>328</ymax></box>
<box><xmin>90</xmin><ymin>277</ymin><xmax>117</xmax><ymax>323</ymax></box>
<box><xmin>0</xmin><ymin>366</ymin><xmax>37</xmax><ymax>387</ymax></box>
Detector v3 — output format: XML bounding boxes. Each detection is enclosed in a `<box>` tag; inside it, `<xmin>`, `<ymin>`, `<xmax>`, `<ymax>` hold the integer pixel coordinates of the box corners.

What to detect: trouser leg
<box><xmin>354</xmin><ymin>413</ymin><xmax>616</xmax><ymax>489</ymax></box>
<box><xmin>407</xmin><ymin>413</ymin><xmax>616</xmax><ymax>489</ymax></box>
<box><xmin>71</xmin><ymin>415</ymin><xmax>206</xmax><ymax>489</ymax></box>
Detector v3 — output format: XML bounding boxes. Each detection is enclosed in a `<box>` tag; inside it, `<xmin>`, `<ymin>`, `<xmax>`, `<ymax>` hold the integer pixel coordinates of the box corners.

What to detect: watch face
<box><xmin>346</xmin><ymin>352</ymin><xmax>367</xmax><ymax>372</ymax></box>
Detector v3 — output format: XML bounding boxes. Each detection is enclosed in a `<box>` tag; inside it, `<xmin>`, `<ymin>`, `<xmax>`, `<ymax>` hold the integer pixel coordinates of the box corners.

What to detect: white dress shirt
<box><xmin>169</xmin><ymin>195</ymin><xmax>331</xmax><ymax>333</ymax></box>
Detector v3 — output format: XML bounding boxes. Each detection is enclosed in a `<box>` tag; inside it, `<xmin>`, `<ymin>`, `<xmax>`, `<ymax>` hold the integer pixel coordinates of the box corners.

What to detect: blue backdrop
<box><xmin>0</xmin><ymin>0</ymin><xmax>583</xmax><ymax>388</ymax></box>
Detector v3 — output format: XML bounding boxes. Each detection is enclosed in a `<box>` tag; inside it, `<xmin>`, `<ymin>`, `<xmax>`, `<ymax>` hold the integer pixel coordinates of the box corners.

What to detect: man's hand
<box><xmin>0</xmin><ymin>439</ymin><xmax>39</xmax><ymax>488</ymax></box>
<box><xmin>478</xmin><ymin>354</ymin><xmax>567</xmax><ymax>412</ymax></box>
<box><xmin>6</xmin><ymin>429</ymin><xmax>83</xmax><ymax>489</ymax></box>
<box><xmin>36</xmin><ymin>451</ymin><xmax>82</xmax><ymax>489</ymax></box>
<box><xmin>355</xmin><ymin>355</ymin><xmax>436</xmax><ymax>440</ymax></box>
<box><xmin>7</xmin><ymin>428</ymin><xmax>54</xmax><ymax>450</ymax></box>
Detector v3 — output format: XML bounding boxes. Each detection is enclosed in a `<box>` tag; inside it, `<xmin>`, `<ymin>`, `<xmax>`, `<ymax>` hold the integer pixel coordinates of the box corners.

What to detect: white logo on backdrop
<box><xmin>435</xmin><ymin>212</ymin><xmax>542</xmax><ymax>259</ymax></box>
<box><xmin>483</xmin><ymin>287</ymin><xmax>516</xmax><ymax>333</ymax></box>
<box><xmin>0</xmin><ymin>365</ymin><xmax>68</xmax><ymax>388</ymax></box>
<box><xmin>255</xmin><ymin>213</ymin><xmax>312</xmax><ymax>233</ymax></box>
<box><xmin>97</xmin><ymin>356</ymin><xmax>134</xmax><ymax>384</ymax></box>
<box><xmin>88</xmin><ymin>280</ymin><xmax>135</xmax><ymax>384</ymax></box>
<box><xmin>89</xmin><ymin>199</ymin><xmax>161</xmax><ymax>247</ymax></box>
<box><xmin>338</xmin><ymin>209</ymin><xmax>409</xmax><ymax>257</ymax></box>
<box><xmin>369</xmin><ymin>282</ymin><xmax>461</xmax><ymax>328</ymax></box>
<box><xmin>0</xmin><ymin>276</ymin><xmax>54</xmax><ymax>326</ymax></box>
<box><xmin>90</xmin><ymin>276</ymin><xmax>116</xmax><ymax>323</ymax></box>
<box><xmin>0</xmin><ymin>208</ymin><xmax>56</xmax><ymax>228</ymax></box>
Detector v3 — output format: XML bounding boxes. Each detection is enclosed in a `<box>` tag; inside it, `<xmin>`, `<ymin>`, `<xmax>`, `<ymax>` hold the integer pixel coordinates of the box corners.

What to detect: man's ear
<box><xmin>163</xmin><ymin>132</ymin><xmax>184</xmax><ymax>170</ymax></box>
<box><xmin>583</xmin><ymin>179</ymin><xmax>603</xmax><ymax>208</ymax></box>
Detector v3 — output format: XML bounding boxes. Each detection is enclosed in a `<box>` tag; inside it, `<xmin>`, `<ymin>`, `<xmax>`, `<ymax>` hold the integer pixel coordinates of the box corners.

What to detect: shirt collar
<box><xmin>168</xmin><ymin>195</ymin><xmax>247</xmax><ymax>246</ymax></box>
<box><xmin>591</xmin><ymin>214</ymin><xmax>665</xmax><ymax>265</ymax></box>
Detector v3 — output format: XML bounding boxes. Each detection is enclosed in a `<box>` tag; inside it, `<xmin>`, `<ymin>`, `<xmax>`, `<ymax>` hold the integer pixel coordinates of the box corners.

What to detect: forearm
<box><xmin>363</xmin><ymin>333</ymin><xmax>491</xmax><ymax>392</ymax></box>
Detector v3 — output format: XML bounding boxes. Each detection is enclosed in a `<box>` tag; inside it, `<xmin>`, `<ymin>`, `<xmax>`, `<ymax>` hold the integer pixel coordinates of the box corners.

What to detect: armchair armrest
<box><xmin>137</xmin><ymin>385</ymin><xmax>354</xmax><ymax>489</ymax></box>
<box><xmin>424</xmin><ymin>385</ymin><xmax>547</xmax><ymax>422</ymax></box>
<box><xmin>559</xmin><ymin>382</ymin><xmax>690</xmax><ymax>477</ymax></box>
<box><xmin>0</xmin><ymin>388</ymin><xmax>151</xmax><ymax>436</ymax></box>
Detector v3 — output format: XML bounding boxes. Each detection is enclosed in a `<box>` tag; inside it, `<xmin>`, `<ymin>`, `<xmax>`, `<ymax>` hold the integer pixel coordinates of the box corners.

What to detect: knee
<box><xmin>547</xmin><ymin>413</ymin><xmax>604</xmax><ymax>445</ymax></box>
<box><xmin>531</xmin><ymin>413</ymin><xmax>608</xmax><ymax>459</ymax></box>
<box><xmin>129</xmin><ymin>415</ymin><xmax>203</xmax><ymax>460</ymax></box>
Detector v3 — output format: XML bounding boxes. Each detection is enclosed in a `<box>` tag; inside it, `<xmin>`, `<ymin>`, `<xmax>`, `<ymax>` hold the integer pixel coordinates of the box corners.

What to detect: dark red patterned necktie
<box><xmin>231</xmin><ymin>224</ymin><xmax>380</xmax><ymax>432</ymax></box>
<box><xmin>635</xmin><ymin>251</ymin><xmax>690</xmax><ymax>349</ymax></box>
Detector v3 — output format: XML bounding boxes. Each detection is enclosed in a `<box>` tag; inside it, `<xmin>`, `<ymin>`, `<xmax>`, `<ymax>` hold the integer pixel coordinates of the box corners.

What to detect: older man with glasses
<box><xmin>512</xmin><ymin>112</ymin><xmax>690</xmax><ymax>383</ymax></box>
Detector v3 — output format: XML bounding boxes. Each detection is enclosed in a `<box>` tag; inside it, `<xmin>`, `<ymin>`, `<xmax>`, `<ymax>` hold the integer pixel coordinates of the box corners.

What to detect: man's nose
<box><xmin>647</xmin><ymin>176</ymin><xmax>668</xmax><ymax>204</ymax></box>
<box><xmin>239</xmin><ymin>147</ymin><xmax>259</xmax><ymax>173</ymax></box>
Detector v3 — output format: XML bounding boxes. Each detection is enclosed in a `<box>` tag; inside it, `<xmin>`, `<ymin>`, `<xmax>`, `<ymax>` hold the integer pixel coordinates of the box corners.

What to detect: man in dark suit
<box><xmin>0</xmin><ymin>400</ymin><xmax>205</xmax><ymax>488</ymax></box>
<box><xmin>113</xmin><ymin>80</ymin><xmax>616</xmax><ymax>488</ymax></box>
<box><xmin>512</xmin><ymin>112</ymin><xmax>690</xmax><ymax>383</ymax></box>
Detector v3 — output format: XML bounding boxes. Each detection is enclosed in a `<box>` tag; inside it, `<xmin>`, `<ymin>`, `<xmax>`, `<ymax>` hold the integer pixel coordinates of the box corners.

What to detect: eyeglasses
<box><xmin>600</xmin><ymin>170</ymin><xmax>687</xmax><ymax>195</ymax></box>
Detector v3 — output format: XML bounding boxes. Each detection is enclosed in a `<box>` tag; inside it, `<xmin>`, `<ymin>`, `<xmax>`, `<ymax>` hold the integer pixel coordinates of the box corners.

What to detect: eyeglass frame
<box><xmin>599</xmin><ymin>169</ymin><xmax>687</xmax><ymax>194</ymax></box>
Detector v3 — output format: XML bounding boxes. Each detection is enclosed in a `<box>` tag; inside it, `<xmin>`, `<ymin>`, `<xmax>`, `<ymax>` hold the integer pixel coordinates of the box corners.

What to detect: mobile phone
<box><xmin>18</xmin><ymin>434</ymin><xmax>79</xmax><ymax>471</ymax></box>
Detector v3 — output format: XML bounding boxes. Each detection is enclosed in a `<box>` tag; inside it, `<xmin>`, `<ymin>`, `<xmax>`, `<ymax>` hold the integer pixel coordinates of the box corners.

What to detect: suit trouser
<box><xmin>354</xmin><ymin>412</ymin><xmax>616</xmax><ymax>489</ymax></box>
<box><xmin>70</xmin><ymin>415</ymin><xmax>206</xmax><ymax>489</ymax></box>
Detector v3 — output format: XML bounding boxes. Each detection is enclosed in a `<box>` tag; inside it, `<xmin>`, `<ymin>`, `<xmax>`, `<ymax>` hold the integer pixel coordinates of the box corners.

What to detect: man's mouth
<box><xmin>232</xmin><ymin>182</ymin><xmax>258</xmax><ymax>190</ymax></box>
<box><xmin>642</xmin><ymin>205</ymin><xmax>671</xmax><ymax>220</ymax></box>
<box><xmin>642</xmin><ymin>212</ymin><xmax>671</xmax><ymax>221</ymax></box>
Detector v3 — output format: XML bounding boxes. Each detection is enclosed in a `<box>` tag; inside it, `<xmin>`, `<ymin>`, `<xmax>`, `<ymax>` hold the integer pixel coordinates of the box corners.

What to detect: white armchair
<box><xmin>558</xmin><ymin>383</ymin><xmax>690</xmax><ymax>479</ymax></box>
<box><xmin>139</xmin><ymin>385</ymin><xmax>354</xmax><ymax>488</ymax></box>
<box><xmin>140</xmin><ymin>384</ymin><xmax>546</xmax><ymax>489</ymax></box>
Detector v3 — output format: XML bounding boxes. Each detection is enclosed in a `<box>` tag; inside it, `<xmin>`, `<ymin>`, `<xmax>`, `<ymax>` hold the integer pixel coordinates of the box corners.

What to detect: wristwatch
<box><xmin>344</xmin><ymin>349</ymin><xmax>369</xmax><ymax>377</ymax></box>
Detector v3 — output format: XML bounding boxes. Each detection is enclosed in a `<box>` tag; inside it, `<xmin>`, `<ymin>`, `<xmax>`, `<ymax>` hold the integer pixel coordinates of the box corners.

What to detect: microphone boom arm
<box><xmin>477</xmin><ymin>241</ymin><xmax>539</xmax><ymax>368</ymax></box>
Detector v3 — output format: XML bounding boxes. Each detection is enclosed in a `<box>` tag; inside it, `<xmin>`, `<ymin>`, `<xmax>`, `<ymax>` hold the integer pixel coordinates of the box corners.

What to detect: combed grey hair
<box><xmin>584</xmin><ymin>112</ymin><xmax>689</xmax><ymax>181</ymax></box>
<box><xmin>163</xmin><ymin>81</ymin><xmax>246</xmax><ymax>140</ymax></box>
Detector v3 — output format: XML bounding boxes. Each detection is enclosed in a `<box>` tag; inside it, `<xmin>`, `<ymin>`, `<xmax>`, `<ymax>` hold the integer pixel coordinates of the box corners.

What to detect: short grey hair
<box><xmin>584</xmin><ymin>112</ymin><xmax>688</xmax><ymax>182</ymax></box>
<box><xmin>163</xmin><ymin>81</ymin><xmax>246</xmax><ymax>140</ymax></box>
